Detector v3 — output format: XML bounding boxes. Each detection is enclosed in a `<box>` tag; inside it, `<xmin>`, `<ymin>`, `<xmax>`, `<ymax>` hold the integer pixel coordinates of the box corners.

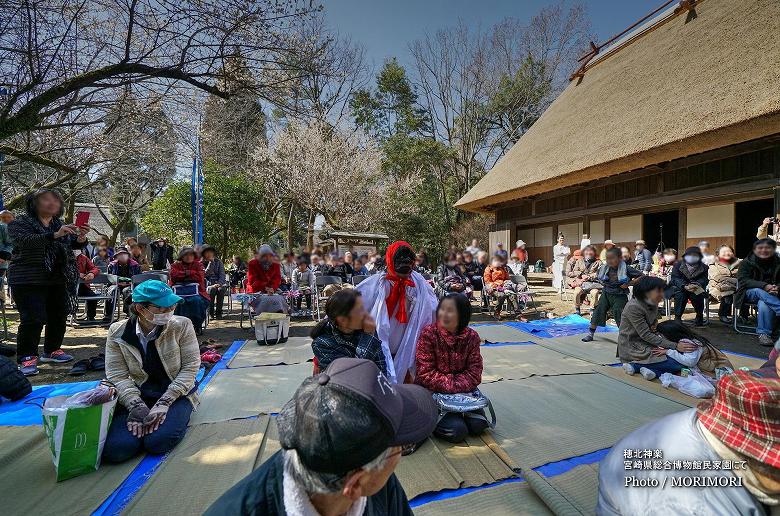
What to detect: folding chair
<box><xmin>510</xmin><ymin>274</ymin><xmax>538</xmax><ymax>314</ymax></box>
<box><xmin>314</xmin><ymin>275</ymin><xmax>344</xmax><ymax>321</ymax></box>
<box><xmin>71</xmin><ymin>273</ymin><xmax>119</xmax><ymax>327</ymax></box>
<box><xmin>237</xmin><ymin>293</ymin><xmax>260</xmax><ymax>329</ymax></box>
<box><xmin>733</xmin><ymin>280</ymin><xmax>759</xmax><ymax>334</ymax></box>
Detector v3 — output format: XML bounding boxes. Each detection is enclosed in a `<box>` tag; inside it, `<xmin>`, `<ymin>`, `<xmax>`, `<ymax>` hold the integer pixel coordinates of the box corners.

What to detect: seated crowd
<box><xmin>0</xmin><ymin>192</ymin><xmax>776</xmax><ymax>516</ymax></box>
<box><xmin>546</xmin><ymin>230</ymin><xmax>780</xmax><ymax>350</ymax></box>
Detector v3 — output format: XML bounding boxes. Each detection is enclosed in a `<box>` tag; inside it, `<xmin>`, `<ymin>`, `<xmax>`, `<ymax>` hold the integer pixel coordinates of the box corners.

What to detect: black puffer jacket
<box><xmin>0</xmin><ymin>355</ymin><xmax>32</xmax><ymax>401</ymax></box>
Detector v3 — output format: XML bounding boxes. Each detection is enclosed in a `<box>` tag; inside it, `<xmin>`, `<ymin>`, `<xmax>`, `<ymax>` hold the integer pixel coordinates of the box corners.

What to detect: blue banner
<box><xmin>190</xmin><ymin>154</ymin><xmax>204</xmax><ymax>245</ymax></box>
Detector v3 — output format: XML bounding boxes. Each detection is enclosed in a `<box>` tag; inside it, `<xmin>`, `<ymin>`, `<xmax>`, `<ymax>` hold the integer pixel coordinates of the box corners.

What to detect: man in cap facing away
<box><xmin>205</xmin><ymin>358</ymin><xmax>438</xmax><ymax>516</ymax></box>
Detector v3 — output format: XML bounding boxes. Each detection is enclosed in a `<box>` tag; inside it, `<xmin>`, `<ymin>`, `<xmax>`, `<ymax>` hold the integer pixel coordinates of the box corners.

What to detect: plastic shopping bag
<box><xmin>40</xmin><ymin>386</ymin><xmax>117</xmax><ymax>481</ymax></box>
<box><xmin>660</xmin><ymin>371</ymin><xmax>715</xmax><ymax>399</ymax></box>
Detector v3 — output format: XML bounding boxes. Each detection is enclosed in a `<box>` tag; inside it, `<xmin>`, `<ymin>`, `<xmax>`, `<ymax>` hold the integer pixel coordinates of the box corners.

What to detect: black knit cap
<box><xmin>277</xmin><ymin>358</ymin><xmax>437</xmax><ymax>476</ymax></box>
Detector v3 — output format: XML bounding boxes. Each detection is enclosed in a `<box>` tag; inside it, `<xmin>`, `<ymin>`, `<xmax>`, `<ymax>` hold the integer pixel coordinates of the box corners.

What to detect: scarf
<box><xmin>698</xmin><ymin>421</ymin><xmax>780</xmax><ymax>511</ymax></box>
<box><xmin>385</xmin><ymin>241</ymin><xmax>415</xmax><ymax>324</ymax></box>
<box><xmin>597</xmin><ymin>260</ymin><xmax>627</xmax><ymax>283</ymax></box>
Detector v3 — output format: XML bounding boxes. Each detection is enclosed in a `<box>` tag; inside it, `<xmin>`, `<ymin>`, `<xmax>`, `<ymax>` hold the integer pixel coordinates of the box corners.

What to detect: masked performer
<box><xmin>357</xmin><ymin>241</ymin><xmax>438</xmax><ymax>383</ymax></box>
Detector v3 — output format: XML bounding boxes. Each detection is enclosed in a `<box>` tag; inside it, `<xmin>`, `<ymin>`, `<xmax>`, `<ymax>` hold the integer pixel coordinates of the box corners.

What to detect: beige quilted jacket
<box><xmin>105</xmin><ymin>315</ymin><xmax>201</xmax><ymax>408</ymax></box>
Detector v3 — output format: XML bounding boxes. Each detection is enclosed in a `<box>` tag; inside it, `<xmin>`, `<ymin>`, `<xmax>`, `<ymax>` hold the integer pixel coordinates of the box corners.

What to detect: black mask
<box><xmin>392</xmin><ymin>246</ymin><xmax>415</xmax><ymax>275</ymax></box>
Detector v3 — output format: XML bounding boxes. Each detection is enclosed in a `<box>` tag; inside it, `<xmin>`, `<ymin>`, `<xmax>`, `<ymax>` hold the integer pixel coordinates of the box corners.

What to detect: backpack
<box><xmin>0</xmin><ymin>355</ymin><xmax>32</xmax><ymax>401</ymax></box>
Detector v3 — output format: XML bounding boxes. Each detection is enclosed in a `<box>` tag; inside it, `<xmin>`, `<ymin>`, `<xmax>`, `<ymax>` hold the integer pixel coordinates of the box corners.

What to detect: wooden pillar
<box><xmin>678</xmin><ymin>207</ymin><xmax>687</xmax><ymax>251</ymax></box>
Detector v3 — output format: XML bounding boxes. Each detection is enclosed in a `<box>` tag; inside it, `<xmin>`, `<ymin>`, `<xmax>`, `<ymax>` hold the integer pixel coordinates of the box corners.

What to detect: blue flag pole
<box><xmin>191</xmin><ymin>156</ymin><xmax>198</xmax><ymax>244</ymax></box>
<box><xmin>196</xmin><ymin>156</ymin><xmax>204</xmax><ymax>246</ymax></box>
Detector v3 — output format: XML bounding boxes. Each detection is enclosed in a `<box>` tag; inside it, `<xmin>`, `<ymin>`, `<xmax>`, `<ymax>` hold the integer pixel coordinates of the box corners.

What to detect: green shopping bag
<box><xmin>41</xmin><ymin>392</ymin><xmax>117</xmax><ymax>481</ymax></box>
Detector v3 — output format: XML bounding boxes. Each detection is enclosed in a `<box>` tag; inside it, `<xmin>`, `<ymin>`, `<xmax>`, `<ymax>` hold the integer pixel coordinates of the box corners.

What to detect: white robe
<box><xmin>356</xmin><ymin>270</ymin><xmax>438</xmax><ymax>383</ymax></box>
<box><xmin>552</xmin><ymin>244</ymin><xmax>571</xmax><ymax>290</ymax></box>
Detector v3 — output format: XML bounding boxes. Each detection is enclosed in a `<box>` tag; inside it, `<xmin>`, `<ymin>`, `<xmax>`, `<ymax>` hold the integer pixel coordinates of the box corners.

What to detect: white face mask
<box><xmin>142</xmin><ymin>307</ymin><xmax>174</xmax><ymax>326</ymax></box>
<box><xmin>684</xmin><ymin>255</ymin><xmax>700</xmax><ymax>264</ymax></box>
<box><xmin>663</xmin><ymin>255</ymin><xmax>676</xmax><ymax>262</ymax></box>
<box><xmin>73</xmin><ymin>250</ymin><xmax>82</xmax><ymax>257</ymax></box>
<box><xmin>491</xmin><ymin>261</ymin><xmax>501</xmax><ymax>268</ymax></box>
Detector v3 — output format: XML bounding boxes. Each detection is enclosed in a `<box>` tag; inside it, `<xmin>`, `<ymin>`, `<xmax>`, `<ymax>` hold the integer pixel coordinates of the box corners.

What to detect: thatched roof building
<box><xmin>457</xmin><ymin>0</ymin><xmax>780</xmax><ymax>264</ymax></box>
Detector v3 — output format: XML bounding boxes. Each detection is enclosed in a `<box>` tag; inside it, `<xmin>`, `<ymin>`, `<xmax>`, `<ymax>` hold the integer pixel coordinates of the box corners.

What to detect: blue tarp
<box><xmin>0</xmin><ymin>380</ymin><xmax>100</xmax><ymax>426</ymax></box>
<box><xmin>409</xmin><ymin>476</ymin><xmax>526</xmax><ymax>508</ymax></box>
<box><xmin>506</xmin><ymin>314</ymin><xmax>618</xmax><ymax>338</ymax></box>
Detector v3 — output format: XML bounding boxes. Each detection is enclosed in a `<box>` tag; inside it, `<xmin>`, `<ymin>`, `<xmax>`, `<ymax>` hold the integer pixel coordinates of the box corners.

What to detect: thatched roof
<box><xmin>456</xmin><ymin>0</ymin><xmax>780</xmax><ymax>212</ymax></box>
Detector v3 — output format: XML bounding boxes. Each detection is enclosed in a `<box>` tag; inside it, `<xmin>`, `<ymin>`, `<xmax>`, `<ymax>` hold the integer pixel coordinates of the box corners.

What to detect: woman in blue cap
<box><xmin>102</xmin><ymin>280</ymin><xmax>201</xmax><ymax>463</ymax></box>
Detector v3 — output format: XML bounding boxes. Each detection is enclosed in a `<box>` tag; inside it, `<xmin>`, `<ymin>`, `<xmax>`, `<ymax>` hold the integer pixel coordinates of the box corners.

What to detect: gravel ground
<box><xmin>2</xmin><ymin>273</ymin><xmax>768</xmax><ymax>386</ymax></box>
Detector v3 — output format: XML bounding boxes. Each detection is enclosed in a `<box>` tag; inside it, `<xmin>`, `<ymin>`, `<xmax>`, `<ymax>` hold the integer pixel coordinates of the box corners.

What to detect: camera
<box><xmin>770</xmin><ymin>217</ymin><xmax>779</xmax><ymax>224</ymax></box>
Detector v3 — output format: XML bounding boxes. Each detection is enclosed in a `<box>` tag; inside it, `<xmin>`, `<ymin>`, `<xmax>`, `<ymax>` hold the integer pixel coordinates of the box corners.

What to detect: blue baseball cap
<box><xmin>131</xmin><ymin>280</ymin><xmax>182</xmax><ymax>308</ymax></box>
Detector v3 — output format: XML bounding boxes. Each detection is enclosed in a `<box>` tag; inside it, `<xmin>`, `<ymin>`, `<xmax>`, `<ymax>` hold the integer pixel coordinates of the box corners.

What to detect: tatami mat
<box><xmin>534</xmin><ymin>333</ymin><xmax>620</xmax><ymax>365</ymax></box>
<box><xmin>724</xmin><ymin>352</ymin><xmax>766</xmax><ymax>370</ymax></box>
<box><xmin>227</xmin><ymin>338</ymin><xmax>314</xmax><ymax>368</ymax></box>
<box><xmin>480</xmin><ymin>374</ymin><xmax>689</xmax><ymax>469</ymax></box>
<box><xmin>413</xmin><ymin>481</ymin><xmax>554</xmax><ymax>516</ymax></box>
<box><xmin>124</xmin><ymin>417</ymin><xmax>273</xmax><ymax>515</ymax></box>
<box><xmin>0</xmin><ymin>425</ymin><xmax>142</xmax><ymax>516</ymax></box>
<box><xmin>471</xmin><ymin>324</ymin><xmax>532</xmax><ymax>344</ymax></box>
<box><xmin>189</xmin><ymin>363</ymin><xmax>312</xmax><ymax>425</ymax></box>
<box><xmin>395</xmin><ymin>434</ymin><xmax>517</xmax><ymax>500</ymax></box>
<box><xmin>544</xmin><ymin>464</ymin><xmax>600</xmax><ymax>515</ymax></box>
<box><xmin>481</xmin><ymin>345</ymin><xmax>594</xmax><ymax>382</ymax></box>
<box><xmin>593</xmin><ymin>365</ymin><xmax>699</xmax><ymax>407</ymax></box>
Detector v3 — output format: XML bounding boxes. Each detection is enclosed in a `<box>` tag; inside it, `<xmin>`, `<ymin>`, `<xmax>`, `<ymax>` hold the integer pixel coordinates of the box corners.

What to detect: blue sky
<box><xmin>323</xmin><ymin>0</ymin><xmax>662</xmax><ymax>70</ymax></box>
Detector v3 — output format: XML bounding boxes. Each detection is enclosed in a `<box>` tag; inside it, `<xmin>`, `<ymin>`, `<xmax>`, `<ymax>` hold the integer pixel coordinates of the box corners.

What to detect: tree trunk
<box><xmin>108</xmin><ymin>212</ymin><xmax>131</xmax><ymax>247</ymax></box>
<box><xmin>64</xmin><ymin>182</ymin><xmax>77</xmax><ymax>223</ymax></box>
<box><xmin>286</xmin><ymin>202</ymin><xmax>294</xmax><ymax>253</ymax></box>
<box><xmin>306</xmin><ymin>209</ymin><xmax>315</xmax><ymax>250</ymax></box>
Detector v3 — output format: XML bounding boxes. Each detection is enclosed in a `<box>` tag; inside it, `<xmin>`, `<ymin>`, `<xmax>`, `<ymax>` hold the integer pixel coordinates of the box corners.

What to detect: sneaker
<box><xmin>639</xmin><ymin>367</ymin><xmax>656</xmax><ymax>381</ymax></box>
<box><xmin>622</xmin><ymin>363</ymin><xmax>635</xmax><ymax>375</ymax></box>
<box><xmin>758</xmin><ymin>334</ymin><xmax>775</xmax><ymax>347</ymax></box>
<box><xmin>19</xmin><ymin>356</ymin><xmax>39</xmax><ymax>376</ymax></box>
<box><xmin>581</xmin><ymin>332</ymin><xmax>594</xmax><ymax>342</ymax></box>
<box><xmin>39</xmin><ymin>350</ymin><xmax>74</xmax><ymax>363</ymax></box>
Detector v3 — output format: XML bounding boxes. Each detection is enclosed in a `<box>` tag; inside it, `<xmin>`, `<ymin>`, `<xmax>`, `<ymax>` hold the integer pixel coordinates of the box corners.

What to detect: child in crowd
<box><xmin>669</xmin><ymin>247</ymin><xmax>708</xmax><ymax>326</ymax></box>
<box><xmin>92</xmin><ymin>246</ymin><xmax>111</xmax><ymax>270</ymax></box>
<box><xmin>582</xmin><ymin>247</ymin><xmax>643</xmax><ymax>342</ymax></box>
<box><xmin>653</xmin><ymin>248</ymin><xmax>677</xmax><ymax>280</ymax></box>
<box><xmin>483</xmin><ymin>254</ymin><xmax>519</xmax><ymax>320</ymax></box>
<box><xmin>291</xmin><ymin>258</ymin><xmax>313</xmax><ymax>311</ymax></box>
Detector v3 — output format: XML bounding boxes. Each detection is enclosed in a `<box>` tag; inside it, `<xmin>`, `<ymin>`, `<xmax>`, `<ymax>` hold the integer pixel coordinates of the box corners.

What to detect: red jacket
<box><xmin>76</xmin><ymin>254</ymin><xmax>100</xmax><ymax>286</ymax></box>
<box><xmin>415</xmin><ymin>323</ymin><xmax>482</xmax><ymax>394</ymax></box>
<box><xmin>169</xmin><ymin>259</ymin><xmax>209</xmax><ymax>300</ymax></box>
<box><xmin>246</xmin><ymin>258</ymin><xmax>282</xmax><ymax>293</ymax></box>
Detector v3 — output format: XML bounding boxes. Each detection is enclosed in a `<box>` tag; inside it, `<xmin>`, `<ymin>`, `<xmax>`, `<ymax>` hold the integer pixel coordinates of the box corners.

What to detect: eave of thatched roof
<box><xmin>456</xmin><ymin>0</ymin><xmax>780</xmax><ymax>213</ymax></box>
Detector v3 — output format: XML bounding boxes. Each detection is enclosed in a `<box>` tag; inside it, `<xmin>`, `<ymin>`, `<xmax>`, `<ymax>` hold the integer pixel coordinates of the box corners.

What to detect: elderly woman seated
<box><xmin>435</xmin><ymin>252</ymin><xmax>471</xmax><ymax>299</ymax></box>
<box><xmin>103</xmin><ymin>281</ymin><xmax>200</xmax><ymax>463</ymax></box>
<box><xmin>415</xmin><ymin>293</ymin><xmax>488</xmax><ymax>443</ymax></box>
<box><xmin>169</xmin><ymin>247</ymin><xmax>210</xmax><ymax>335</ymax></box>
<box><xmin>565</xmin><ymin>245</ymin><xmax>602</xmax><ymax>315</ymax></box>
<box><xmin>618</xmin><ymin>276</ymin><xmax>699</xmax><ymax>380</ymax></box>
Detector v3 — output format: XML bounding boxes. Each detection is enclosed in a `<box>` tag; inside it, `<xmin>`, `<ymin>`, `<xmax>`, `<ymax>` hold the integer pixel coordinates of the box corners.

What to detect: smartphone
<box><xmin>75</xmin><ymin>211</ymin><xmax>90</xmax><ymax>227</ymax></box>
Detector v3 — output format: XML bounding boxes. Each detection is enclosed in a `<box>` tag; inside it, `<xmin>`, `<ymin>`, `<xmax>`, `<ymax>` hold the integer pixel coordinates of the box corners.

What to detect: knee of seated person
<box><xmin>143</xmin><ymin>428</ymin><xmax>187</xmax><ymax>455</ymax></box>
<box><xmin>434</xmin><ymin>418</ymin><xmax>468</xmax><ymax>443</ymax></box>
<box><xmin>102</xmin><ymin>440</ymin><xmax>142</xmax><ymax>463</ymax></box>
<box><xmin>465</xmin><ymin>417</ymin><xmax>489</xmax><ymax>436</ymax></box>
